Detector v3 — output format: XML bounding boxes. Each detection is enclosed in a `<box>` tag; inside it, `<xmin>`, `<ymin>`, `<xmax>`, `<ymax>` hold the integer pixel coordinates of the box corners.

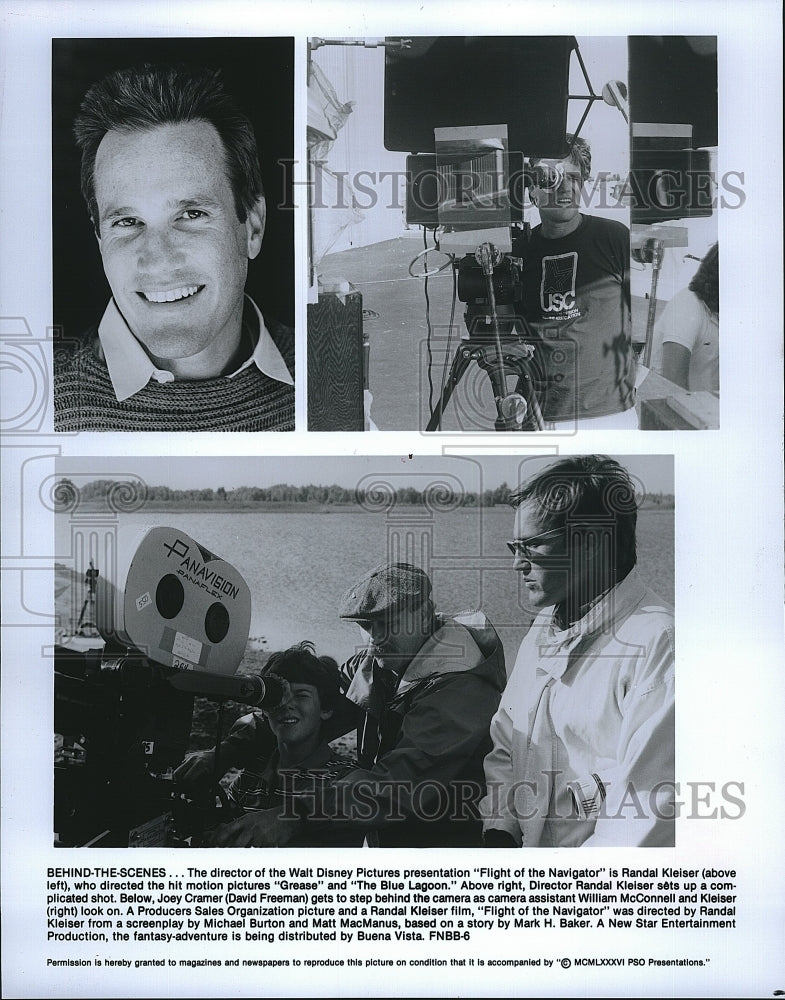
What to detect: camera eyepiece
<box><xmin>533</xmin><ymin>162</ymin><xmax>565</xmax><ymax>191</ymax></box>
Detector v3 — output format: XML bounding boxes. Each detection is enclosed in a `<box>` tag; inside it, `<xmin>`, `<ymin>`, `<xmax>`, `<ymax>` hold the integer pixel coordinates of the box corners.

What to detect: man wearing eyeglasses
<box><xmin>480</xmin><ymin>455</ymin><xmax>674</xmax><ymax>847</ymax></box>
<box><xmin>516</xmin><ymin>134</ymin><xmax>637</xmax><ymax>429</ymax></box>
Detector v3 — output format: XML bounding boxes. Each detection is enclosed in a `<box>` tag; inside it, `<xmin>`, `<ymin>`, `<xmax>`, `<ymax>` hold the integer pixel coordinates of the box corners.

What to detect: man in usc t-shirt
<box><xmin>516</xmin><ymin>133</ymin><xmax>636</xmax><ymax>429</ymax></box>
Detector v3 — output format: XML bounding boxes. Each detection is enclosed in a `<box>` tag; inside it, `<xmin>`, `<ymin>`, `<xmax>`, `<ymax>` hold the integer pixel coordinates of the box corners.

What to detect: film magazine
<box><xmin>1</xmin><ymin>2</ymin><xmax>783</xmax><ymax>998</ymax></box>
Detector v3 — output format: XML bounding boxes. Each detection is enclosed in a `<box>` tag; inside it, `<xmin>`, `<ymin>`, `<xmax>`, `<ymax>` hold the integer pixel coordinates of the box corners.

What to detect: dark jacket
<box><xmin>326</xmin><ymin>611</ymin><xmax>506</xmax><ymax>847</ymax></box>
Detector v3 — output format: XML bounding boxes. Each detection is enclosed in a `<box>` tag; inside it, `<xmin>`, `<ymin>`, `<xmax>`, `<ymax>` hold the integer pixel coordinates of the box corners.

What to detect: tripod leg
<box><xmin>426</xmin><ymin>347</ymin><xmax>473</xmax><ymax>431</ymax></box>
<box><xmin>512</xmin><ymin>369</ymin><xmax>545</xmax><ymax>431</ymax></box>
<box><xmin>76</xmin><ymin>597</ymin><xmax>91</xmax><ymax>630</ymax></box>
<box><xmin>476</xmin><ymin>351</ymin><xmax>527</xmax><ymax>432</ymax></box>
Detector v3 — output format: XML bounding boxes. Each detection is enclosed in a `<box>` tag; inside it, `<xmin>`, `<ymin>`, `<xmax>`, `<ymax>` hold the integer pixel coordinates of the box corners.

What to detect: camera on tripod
<box><xmin>54</xmin><ymin>527</ymin><xmax>283</xmax><ymax>847</ymax></box>
<box><xmin>456</xmin><ymin>250</ymin><xmax>522</xmax><ymax>328</ymax></box>
<box><xmin>383</xmin><ymin>38</ymin><xmax>597</xmax><ymax>431</ymax></box>
<box><xmin>425</xmin><ymin>239</ymin><xmax>544</xmax><ymax>433</ymax></box>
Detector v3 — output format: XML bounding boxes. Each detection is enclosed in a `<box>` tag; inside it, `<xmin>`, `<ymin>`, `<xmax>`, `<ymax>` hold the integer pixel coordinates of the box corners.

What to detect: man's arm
<box><xmin>578</xmin><ymin>628</ymin><xmax>676</xmax><ymax>847</ymax></box>
<box><xmin>315</xmin><ymin>671</ymin><xmax>499</xmax><ymax>828</ymax></box>
<box><xmin>661</xmin><ymin>342</ymin><xmax>691</xmax><ymax>389</ymax></box>
<box><xmin>173</xmin><ymin>711</ymin><xmax>275</xmax><ymax>794</ymax></box>
<box><xmin>479</xmin><ymin>695</ymin><xmax>523</xmax><ymax>846</ymax></box>
<box><xmin>619</xmin><ymin>225</ymin><xmax>631</xmax><ymax>313</ymax></box>
<box><xmin>652</xmin><ymin>288</ymin><xmax>704</xmax><ymax>386</ymax></box>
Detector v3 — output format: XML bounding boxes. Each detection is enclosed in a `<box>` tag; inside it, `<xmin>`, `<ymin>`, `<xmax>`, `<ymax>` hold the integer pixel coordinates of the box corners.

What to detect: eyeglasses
<box><xmin>506</xmin><ymin>526</ymin><xmax>566</xmax><ymax>561</ymax></box>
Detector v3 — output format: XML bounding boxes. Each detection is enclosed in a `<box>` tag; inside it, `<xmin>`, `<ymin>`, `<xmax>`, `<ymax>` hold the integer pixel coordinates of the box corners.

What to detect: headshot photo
<box><xmin>52</xmin><ymin>37</ymin><xmax>295</xmax><ymax>432</ymax></box>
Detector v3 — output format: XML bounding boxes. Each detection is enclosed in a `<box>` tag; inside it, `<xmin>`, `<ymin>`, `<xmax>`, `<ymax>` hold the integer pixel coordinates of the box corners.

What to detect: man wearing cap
<box><xmin>212</xmin><ymin>562</ymin><xmax>505</xmax><ymax>847</ymax></box>
<box><xmin>331</xmin><ymin>562</ymin><xmax>505</xmax><ymax>846</ymax></box>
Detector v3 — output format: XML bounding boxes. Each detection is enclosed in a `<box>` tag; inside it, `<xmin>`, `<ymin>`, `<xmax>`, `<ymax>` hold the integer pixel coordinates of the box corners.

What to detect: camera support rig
<box><xmin>426</xmin><ymin>241</ymin><xmax>545</xmax><ymax>432</ymax></box>
<box><xmin>54</xmin><ymin>643</ymin><xmax>288</xmax><ymax>847</ymax></box>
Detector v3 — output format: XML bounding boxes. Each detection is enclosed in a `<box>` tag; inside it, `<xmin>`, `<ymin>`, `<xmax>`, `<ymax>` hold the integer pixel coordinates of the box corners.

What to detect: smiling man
<box><xmin>481</xmin><ymin>456</ymin><xmax>675</xmax><ymax>847</ymax></box>
<box><xmin>208</xmin><ymin>562</ymin><xmax>506</xmax><ymax>848</ymax></box>
<box><xmin>516</xmin><ymin>134</ymin><xmax>636</xmax><ymax>429</ymax></box>
<box><xmin>174</xmin><ymin>643</ymin><xmax>362</xmax><ymax>848</ymax></box>
<box><xmin>54</xmin><ymin>64</ymin><xmax>294</xmax><ymax>432</ymax></box>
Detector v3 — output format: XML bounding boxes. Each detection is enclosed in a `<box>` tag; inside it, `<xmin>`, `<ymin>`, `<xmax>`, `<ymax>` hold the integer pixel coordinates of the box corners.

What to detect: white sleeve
<box><xmin>581</xmin><ymin>627</ymin><xmax>676</xmax><ymax>847</ymax></box>
<box><xmin>653</xmin><ymin>289</ymin><xmax>706</xmax><ymax>361</ymax></box>
<box><xmin>479</xmin><ymin>692</ymin><xmax>523</xmax><ymax>844</ymax></box>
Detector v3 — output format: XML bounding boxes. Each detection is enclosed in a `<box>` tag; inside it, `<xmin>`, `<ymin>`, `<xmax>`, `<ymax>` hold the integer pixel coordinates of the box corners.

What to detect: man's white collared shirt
<box><xmin>98</xmin><ymin>295</ymin><xmax>293</xmax><ymax>402</ymax></box>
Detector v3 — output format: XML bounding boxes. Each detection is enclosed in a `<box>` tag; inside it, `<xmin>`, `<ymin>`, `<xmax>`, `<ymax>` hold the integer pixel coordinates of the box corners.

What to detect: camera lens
<box><xmin>258</xmin><ymin>675</ymin><xmax>286</xmax><ymax>708</ymax></box>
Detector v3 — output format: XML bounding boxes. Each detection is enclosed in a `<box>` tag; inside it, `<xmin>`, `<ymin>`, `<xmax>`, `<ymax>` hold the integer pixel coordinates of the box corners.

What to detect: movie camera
<box><xmin>54</xmin><ymin>527</ymin><xmax>281</xmax><ymax>847</ymax></box>
<box><xmin>381</xmin><ymin>35</ymin><xmax>629</xmax><ymax>431</ymax></box>
<box><xmin>423</xmin><ymin>160</ymin><xmax>585</xmax><ymax>431</ymax></box>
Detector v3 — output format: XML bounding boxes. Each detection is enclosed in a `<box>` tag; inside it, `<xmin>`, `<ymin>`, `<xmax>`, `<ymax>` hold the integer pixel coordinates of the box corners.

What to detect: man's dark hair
<box><xmin>74</xmin><ymin>63</ymin><xmax>264</xmax><ymax>229</ymax></box>
<box><xmin>688</xmin><ymin>241</ymin><xmax>719</xmax><ymax>316</ymax></box>
<box><xmin>262</xmin><ymin>641</ymin><xmax>342</xmax><ymax>711</ymax></box>
<box><xmin>509</xmin><ymin>455</ymin><xmax>639</xmax><ymax>579</ymax></box>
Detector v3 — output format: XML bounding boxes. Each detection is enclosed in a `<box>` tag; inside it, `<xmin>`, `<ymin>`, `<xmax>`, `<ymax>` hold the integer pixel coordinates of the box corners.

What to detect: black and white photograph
<box><xmin>306</xmin><ymin>35</ymin><xmax>719</xmax><ymax>432</ymax></box>
<box><xmin>52</xmin><ymin>453</ymin><xmax>674</xmax><ymax>850</ymax></box>
<box><xmin>1</xmin><ymin>1</ymin><xmax>783</xmax><ymax>998</ymax></box>
<box><xmin>628</xmin><ymin>36</ymin><xmax>719</xmax><ymax>428</ymax></box>
<box><xmin>52</xmin><ymin>37</ymin><xmax>295</xmax><ymax>432</ymax></box>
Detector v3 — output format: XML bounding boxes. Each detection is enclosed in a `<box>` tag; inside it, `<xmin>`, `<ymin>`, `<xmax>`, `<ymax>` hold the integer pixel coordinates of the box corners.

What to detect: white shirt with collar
<box><xmin>481</xmin><ymin>567</ymin><xmax>675</xmax><ymax>847</ymax></box>
<box><xmin>97</xmin><ymin>294</ymin><xmax>293</xmax><ymax>402</ymax></box>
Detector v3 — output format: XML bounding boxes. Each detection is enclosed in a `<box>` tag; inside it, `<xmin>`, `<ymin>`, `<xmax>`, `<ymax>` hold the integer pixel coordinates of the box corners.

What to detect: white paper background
<box><xmin>1</xmin><ymin>1</ymin><xmax>783</xmax><ymax>997</ymax></box>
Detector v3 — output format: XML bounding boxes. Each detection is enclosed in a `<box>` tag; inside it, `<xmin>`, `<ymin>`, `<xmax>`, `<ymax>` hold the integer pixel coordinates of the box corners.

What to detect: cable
<box><xmin>407</xmin><ymin>244</ymin><xmax>454</xmax><ymax>278</ymax></box>
<box><xmin>409</xmin><ymin>233</ymin><xmax>459</xmax><ymax>428</ymax></box>
<box><xmin>423</xmin><ymin>227</ymin><xmax>434</xmax><ymax>413</ymax></box>
<box><xmin>417</xmin><ymin>229</ymin><xmax>459</xmax><ymax>418</ymax></box>
<box><xmin>342</xmin><ymin>272</ymin><xmax>454</xmax><ymax>287</ymax></box>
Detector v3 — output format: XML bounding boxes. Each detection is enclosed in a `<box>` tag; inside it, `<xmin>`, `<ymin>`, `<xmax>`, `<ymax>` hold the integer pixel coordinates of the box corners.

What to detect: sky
<box><xmin>55</xmin><ymin>453</ymin><xmax>674</xmax><ymax>495</ymax></box>
<box><xmin>570</xmin><ymin>36</ymin><xmax>630</xmax><ymax>180</ymax></box>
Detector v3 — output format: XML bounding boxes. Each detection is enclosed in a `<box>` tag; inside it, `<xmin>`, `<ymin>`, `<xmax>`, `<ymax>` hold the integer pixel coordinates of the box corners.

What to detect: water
<box><xmin>58</xmin><ymin>506</ymin><xmax>674</xmax><ymax>672</ymax></box>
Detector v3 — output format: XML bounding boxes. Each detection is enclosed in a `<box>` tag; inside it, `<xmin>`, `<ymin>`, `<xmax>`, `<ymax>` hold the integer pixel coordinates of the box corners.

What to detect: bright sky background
<box><xmin>570</xmin><ymin>36</ymin><xmax>629</xmax><ymax>180</ymax></box>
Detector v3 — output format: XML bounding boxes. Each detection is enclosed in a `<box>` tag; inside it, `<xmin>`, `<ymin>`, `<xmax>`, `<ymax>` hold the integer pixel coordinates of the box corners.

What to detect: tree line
<box><xmin>54</xmin><ymin>478</ymin><xmax>675</xmax><ymax>509</ymax></box>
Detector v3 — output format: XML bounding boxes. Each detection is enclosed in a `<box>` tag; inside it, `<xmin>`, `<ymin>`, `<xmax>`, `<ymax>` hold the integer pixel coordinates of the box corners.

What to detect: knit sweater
<box><xmin>54</xmin><ymin>315</ymin><xmax>295</xmax><ymax>432</ymax></box>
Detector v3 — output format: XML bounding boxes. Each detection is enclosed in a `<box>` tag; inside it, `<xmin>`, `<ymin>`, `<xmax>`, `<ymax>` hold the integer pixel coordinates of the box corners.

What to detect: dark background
<box><xmin>52</xmin><ymin>37</ymin><xmax>294</xmax><ymax>350</ymax></box>
<box><xmin>384</xmin><ymin>36</ymin><xmax>574</xmax><ymax>157</ymax></box>
<box><xmin>628</xmin><ymin>36</ymin><xmax>718</xmax><ymax>148</ymax></box>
